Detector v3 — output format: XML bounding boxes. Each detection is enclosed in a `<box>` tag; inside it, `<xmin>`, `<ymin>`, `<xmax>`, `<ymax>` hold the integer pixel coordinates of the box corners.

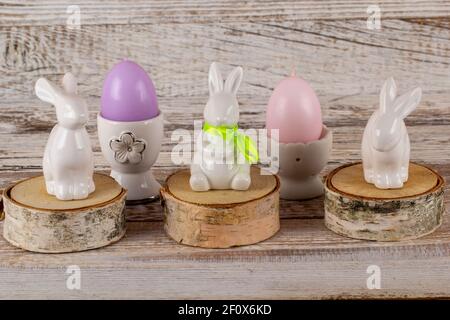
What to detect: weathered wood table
<box><xmin>0</xmin><ymin>1</ymin><xmax>449</xmax><ymax>299</ymax></box>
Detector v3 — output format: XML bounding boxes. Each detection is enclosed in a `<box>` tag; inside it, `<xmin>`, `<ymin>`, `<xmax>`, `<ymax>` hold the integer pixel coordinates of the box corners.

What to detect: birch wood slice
<box><xmin>324</xmin><ymin>162</ymin><xmax>445</xmax><ymax>241</ymax></box>
<box><xmin>2</xmin><ymin>173</ymin><xmax>127</xmax><ymax>253</ymax></box>
<box><xmin>161</xmin><ymin>167</ymin><xmax>280</xmax><ymax>248</ymax></box>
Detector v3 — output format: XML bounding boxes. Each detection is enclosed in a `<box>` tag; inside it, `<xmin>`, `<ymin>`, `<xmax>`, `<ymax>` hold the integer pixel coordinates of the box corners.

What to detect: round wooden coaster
<box><xmin>324</xmin><ymin>162</ymin><xmax>445</xmax><ymax>241</ymax></box>
<box><xmin>2</xmin><ymin>173</ymin><xmax>127</xmax><ymax>253</ymax></box>
<box><xmin>10</xmin><ymin>175</ymin><xmax>122</xmax><ymax>211</ymax></box>
<box><xmin>160</xmin><ymin>167</ymin><xmax>280</xmax><ymax>248</ymax></box>
<box><xmin>329</xmin><ymin>163</ymin><xmax>438</xmax><ymax>199</ymax></box>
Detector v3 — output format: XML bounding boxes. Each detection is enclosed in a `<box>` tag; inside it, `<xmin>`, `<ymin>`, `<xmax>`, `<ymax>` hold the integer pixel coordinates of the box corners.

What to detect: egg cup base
<box><xmin>111</xmin><ymin>170</ymin><xmax>161</xmax><ymax>202</ymax></box>
<box><xmin>279</xmin><ymin>175</ymin><xmax>324</xmax><ymax>200</ymax></box>
<box><xmin>276</xmin><ymin>125</ymin><xmax>332</xmax><ymax>200</ymax></box>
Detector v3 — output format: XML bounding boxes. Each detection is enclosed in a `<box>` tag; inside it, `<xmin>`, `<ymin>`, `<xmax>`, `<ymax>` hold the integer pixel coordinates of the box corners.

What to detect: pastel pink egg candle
<box><xmin>266</xmin><ymin>70</ymin><xmax>332</xmax><ymax>200</ymax></box>
<box><xmin>97</xmin><ymin>59</ymin><xmax>164</xmax><ymax>202</ymax></box>
<box><xmin>266</xmin><ymin>70</ymin><xmax>323</xmax><ymax>143</ymax></box>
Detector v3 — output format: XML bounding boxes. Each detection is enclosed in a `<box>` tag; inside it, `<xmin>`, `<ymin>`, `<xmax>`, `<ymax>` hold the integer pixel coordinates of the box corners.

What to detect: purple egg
<box><xmin>101</xmin><ymin>59</ymin><xmax>159</xmax><ymax>121</ymax></box>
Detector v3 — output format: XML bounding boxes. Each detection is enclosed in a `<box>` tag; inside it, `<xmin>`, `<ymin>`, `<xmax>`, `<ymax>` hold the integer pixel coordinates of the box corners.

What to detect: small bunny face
<box><xmin>55</xmin><ymin>95</ymin><xmax>89</xmax><ymax>130</ymax></box>
<box><xmin>204</xmin><ymin>62</ymin><xmax>243</xmax><ymax>127</ymax></box>
<box><xmin>205</xmin><ymin>92</ymin><xmax>239</xmax><ymax>126</ymax></box>
<box><xmin>35</xmin><ymin>73</ymin><xmax>89</xmax><ymax>130</ymax></box>
<box><xmin>371</xmin><ymin>111</ymin><xmax>402</xmax><ymax>152</ymax></box>
<box><xmin>371</xmin><ymin>77</ymin><xmax>422</xmax><ymax>152</ymax></box>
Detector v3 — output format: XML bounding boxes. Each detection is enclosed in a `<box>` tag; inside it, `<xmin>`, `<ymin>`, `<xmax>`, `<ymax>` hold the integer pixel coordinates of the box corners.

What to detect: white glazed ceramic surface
<box><xmin>35</xmin><ymin>73</ymin><xmax>95</xmax><ymax>200</ymax></box>
<box><xmin>190</xmin><ymin>62</ymin><xmax>251</xmax><ymax>191</ymax></box>
<box><xmin>274</xmin><ymin>126</ymin><xmax>332</xmax><ymax>200</ymax></box>
<box><xmin>97</xmin><ymin>113</ymin><xmax>163</xmax><ymax>200</ymax></box>
<box><xmin>362</xmin><ymin>77</ymin><xmax>422</xmax><ymax>189</ymax></box>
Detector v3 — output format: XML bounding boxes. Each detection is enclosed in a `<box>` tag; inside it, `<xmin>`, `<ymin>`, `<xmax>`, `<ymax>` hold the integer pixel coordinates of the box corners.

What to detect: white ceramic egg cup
<box><xmin>97</xmin><ymin>113</ymin><xmax>163</xmax><ymax>203</ymax></box>
<box><xmin>274</xmin><ymin>125</ymin><xmax>332</xmax><ymax>200</ymax></box>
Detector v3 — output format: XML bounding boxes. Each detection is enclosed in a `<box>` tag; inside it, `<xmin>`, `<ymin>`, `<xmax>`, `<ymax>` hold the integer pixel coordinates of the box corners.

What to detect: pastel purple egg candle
<box><xmin>101</xmin><ymin>59</ymin><xmax>159</xmax><ymax>121</ymax></box>
<box><xmin>266</xmin><ymin>70</ymin><xmax>323</xmax><ymax>144</ymax></box>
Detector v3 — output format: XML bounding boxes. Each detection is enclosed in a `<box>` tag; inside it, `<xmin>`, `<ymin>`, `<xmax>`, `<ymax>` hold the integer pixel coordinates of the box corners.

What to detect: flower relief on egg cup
<box><xmin>266</xmin><ymin>69</ymin><xmax>332</xmax><ymax>200</ymax></box>
<box><xmin>97</xmin><ymin>59</ymin><xmax>164</xmax><ymax>204</ymax></box>
<box><xmin>323</xmin><ymin>77</ymin><xmax>445</xmax><ymax>242</ymax></box>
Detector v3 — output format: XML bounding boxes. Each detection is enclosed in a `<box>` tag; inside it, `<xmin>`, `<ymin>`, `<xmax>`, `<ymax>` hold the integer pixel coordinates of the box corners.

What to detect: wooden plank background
<box><xmin>0</xmin><ymin>1</ymin><xmax>449</xmax><ymax>299</ymax></box>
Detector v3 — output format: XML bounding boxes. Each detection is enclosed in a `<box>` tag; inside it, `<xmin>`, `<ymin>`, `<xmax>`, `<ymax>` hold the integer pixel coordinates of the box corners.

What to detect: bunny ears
<box><xmin>209</xmin><ymin>62</ymin><xmax>243</xmax><ymax>96</ymax></box>
<box><xmin>379</xmin><ymin>77</ymin><xmax>422</xmax><ymax>119</ymax></box>
<box><xmin>35</xmin><ymin>72</ymin><xmax>78</xmax><ymax>105</ymax></box>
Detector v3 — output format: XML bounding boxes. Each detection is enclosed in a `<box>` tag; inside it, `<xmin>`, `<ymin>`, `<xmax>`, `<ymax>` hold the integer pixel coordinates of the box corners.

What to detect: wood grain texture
<box><xmin>0</xmin><ymin>217</ymin><xmax>449</xmax><ymax>299</ymax></box>
<box><xmin>0</xmin><ymin>1</ymin><xmax>449</xmax><ymax>299</ymax></box>
<box><xmin>165</xmin><ymin>167</ymin><xmax>277</xmax><ymax>205</ymax></box>
<box><xmin>10</xmin><ymin>174</ymin><xmax>122</xmax><ymax>210</ymax></box>
<box><xmin>325</xmin><ymin>163</ymin><xmax>445</xmax><ymax>241</ymax></box>
<box><xmin>330</xmin><ymin>163</ymin><xmax>439</xmax><ymax>199</ymax></box>
<box><xmin>0</xmin><ymin>163</ymin><xmax>448</xmax><ymax>298</ymax></box>
<box><xmin>1</xmin><ymin>163</ymin><xmax>449</xmax><ymax>223</ymax></box>
<box><xmin>3</xmin><ymin>173</ymin><xmax>127</xmax><ymax>253</ymax></box>
<box><xmin>1</xmin><ymin>20</ymin><xmax>450</xmax><ymax>100</ymax></box>
<box><xmin>1</xmin><ymin>1</ymin><xmax>449</xmax><ymax>26</ymax></box>
<box><xmin>162</xmin><ymin>168</ymin><xmax>280</xmax><ymax>248</ymax></box>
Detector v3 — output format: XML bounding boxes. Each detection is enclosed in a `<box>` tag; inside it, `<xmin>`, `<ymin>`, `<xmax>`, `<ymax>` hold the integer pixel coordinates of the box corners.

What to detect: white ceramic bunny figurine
<box><xmin>35</xmin><ymin>73</ymin><xmax>95</xmax><ymax>200</ymax></box>
<box><xmin>362</xmin><ymin>77</ymin><xmax>422</xmax><ymax>189</ymax></box>
<box><xmin>190</xmin><ymin>62</ymin><xmax>257</xmax><ymax>191</ymax></box>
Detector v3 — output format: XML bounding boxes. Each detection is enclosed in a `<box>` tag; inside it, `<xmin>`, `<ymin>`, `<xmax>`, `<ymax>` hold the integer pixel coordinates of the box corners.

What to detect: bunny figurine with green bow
<box><xmin>190</xmin><ymin>62</ymin><xmax>258</xmax><ymax>191</ymax></box>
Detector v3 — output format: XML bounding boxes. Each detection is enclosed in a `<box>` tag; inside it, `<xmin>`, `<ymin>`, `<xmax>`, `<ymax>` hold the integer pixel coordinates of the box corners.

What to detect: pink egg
<box><xmin>266</xmin><ymin>73</ymin><xmax>323</xmax><ymax>143</ymax></box>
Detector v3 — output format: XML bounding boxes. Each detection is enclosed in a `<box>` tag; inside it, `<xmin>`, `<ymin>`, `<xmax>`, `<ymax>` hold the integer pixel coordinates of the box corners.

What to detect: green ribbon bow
<box><xmin>203</xmin><ymin>121</ymin><xmax>259</xmax><ymax>164</ymax></box>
